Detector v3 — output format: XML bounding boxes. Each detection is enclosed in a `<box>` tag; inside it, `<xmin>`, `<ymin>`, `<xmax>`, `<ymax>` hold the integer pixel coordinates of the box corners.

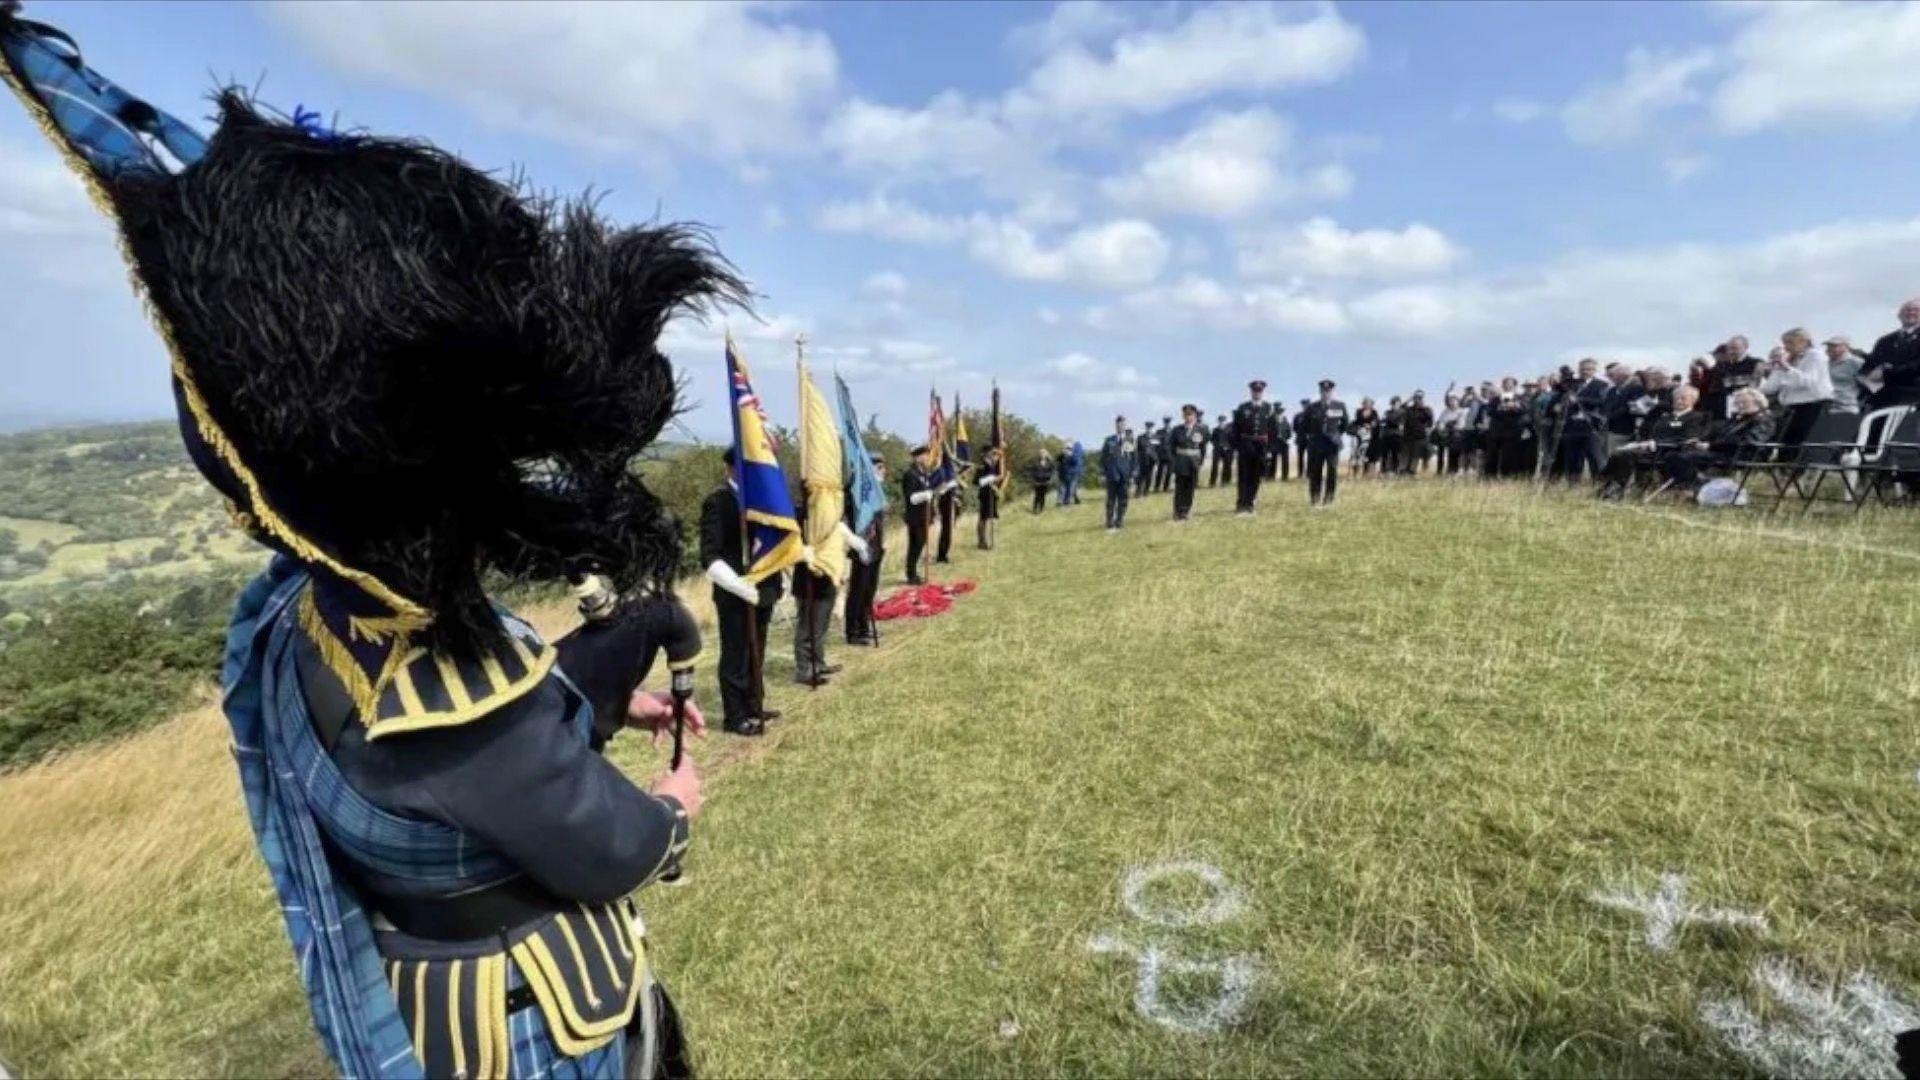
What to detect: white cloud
<box><xmin>1341</xmin><ymin>215</ymin><xmax>1920</xmax><ymax>347</ymax></box>
<box><xmin>1086</xmin><ymin>275</ymin><xmax>1350</xmax><ymax>336</ymax></box>
<box><xmin>814</xmin><ymin>194</ymin><xmax>968</xmax><ymax>245</ymax></box>
<box><xmin>826</xmin><ymin>93</ymin><xmax>1030</xmax><ymax>180</ymax></box>
<box><xmin>1663</xmin><ymin>155</ymin><xmax>1710</xmax><ymax>184</ymax></box>
<box><xmin>1713</xmin><ymin>1</ymin><xmax>1920</xmax><ymax>132</ymax></box>
<box><xmin>1009</xmin><ymin>1</ymin><xmax>1366</xmax><ymax>122</ymax></box>
<box><xmin>1492</xmin><ymin>98</ymin><xmax>1547</xmax><ymax>124</ymax></box>
<box><xmin>270</xmin><ymin>1</ymin><xmax>839</xmax><ymax>160</ymax></box>
<box><xmin>0</xmin><ymin>146</ymin><xmax>108</xmax><ymax>239</ymax></box>
<box><xmin>1102</xmin><ymin>108</ymin><xmax>1348</xmax><ymax>219</ymax></box>
<box><xmin>817</xmin><ymin>195</ymin><xmax>1168</xmax><ymax>290</ymax></box>
<box><xmin>969</xmin><ymin>217</ymin><xmax>1170</xmax><ymax>289</ymax></box>
<box><xmin>1562</xmin><ymin>46</ymin><xmax>1717</xmax><ymax>145</ymax></box>
<box><xmin>860</xmin><ymin>271</ymin><xmax>911</xmax><ymax>300</ymax></box>
<box><xmin>1039</xmin><ymin>350</ymin><xmax>1176</xmax><ymax>412</ymax></box>
<box><xmin>1006</xmin><ymin>0</ymin><xmax>1133</xmax><ymax>60</ymax></box>
<box><xmin>1237</xmin><ymin>217</ymin><xmax>1463</xmax><ymax>280</ymax></box>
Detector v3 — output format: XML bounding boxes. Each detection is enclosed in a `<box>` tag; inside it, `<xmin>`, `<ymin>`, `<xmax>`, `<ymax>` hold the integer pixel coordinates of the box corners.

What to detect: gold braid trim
<box><xmin>1</xmin><ymin>54</ymin><xmax>429</xmax><ymax>622</ymax></box>
<box><xmin>296</xmin><ymin>587</ymin><xmax>382</xmax><ymax>719</ymax></box>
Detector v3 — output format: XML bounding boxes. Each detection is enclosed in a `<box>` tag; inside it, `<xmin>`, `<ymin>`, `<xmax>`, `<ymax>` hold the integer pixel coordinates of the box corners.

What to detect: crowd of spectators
<box><xmin>1332</xmin><ymin>296</ymin><xmax>1920</xmax><ymax>498</ymax></box>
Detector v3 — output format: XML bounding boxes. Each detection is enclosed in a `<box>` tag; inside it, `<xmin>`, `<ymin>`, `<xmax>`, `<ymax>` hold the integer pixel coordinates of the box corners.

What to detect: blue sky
<box><xmin>5</xmin><ymin>0</ymin><xmax>1919</xmax><ymax>442</ymax></box>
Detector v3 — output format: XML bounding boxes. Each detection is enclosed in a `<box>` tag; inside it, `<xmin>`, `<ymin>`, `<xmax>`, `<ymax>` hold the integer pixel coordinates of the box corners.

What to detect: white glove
<box><xmin>705</xmin><ymin>560</ymin><xmax>760</xmax><ymax>604</ymax></box>
<box><xmin>939</xmin><ymin>479</ymin><xmax>959</xmax><ymax>494</ymax></box>
<box><xmin>977</xmin><ymin>474</ymin><xmax>996</xmax><ymax>488</ymax></box>
<box><xmin>846</xmin><ymin>533</ymin><xmax>872</xmax><ymax>564</ymax></box>
<box><xmin>801</xmin><ymin>544</ymin><xmax>817</xmax><ymax>567</ymax></box>
<box><xmin>908</xmin><ymin>490</ymin><xmax>933</xmax><ymax>506</ymax></box>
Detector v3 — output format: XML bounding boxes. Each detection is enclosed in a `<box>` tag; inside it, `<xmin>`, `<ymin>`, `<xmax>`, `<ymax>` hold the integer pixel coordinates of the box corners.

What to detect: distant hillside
<box><xmin>0</xmin><ymin>421</ymin><xmax>264</xmax><ymax>616</ymax></box>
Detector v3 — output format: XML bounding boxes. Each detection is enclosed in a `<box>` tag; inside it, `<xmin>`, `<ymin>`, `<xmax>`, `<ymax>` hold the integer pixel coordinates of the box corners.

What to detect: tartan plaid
<box><xmin>1</xmin><ymin>12</ymin><xmax>206</xmax><ymax>178</ymax></box>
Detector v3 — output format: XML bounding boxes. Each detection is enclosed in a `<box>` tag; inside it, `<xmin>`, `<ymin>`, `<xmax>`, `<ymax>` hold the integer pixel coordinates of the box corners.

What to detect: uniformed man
<box><xmin>1231</xmin><ymin>379</ymin><xmax>1278</xmax><ymax>515</ymax></box>
<box><xmin>1293</xmin><ymin>399</ymin><xmax>1312</xmax><ymax>477</ymax></box>
<box><xmin>1102</xmin><ymin>415</ymin><xmax>1137</xmax><ymax>531</ymax></box>
<box><xmin>1135</xmin><ymin>422</ymin><xmax>1157</xmax><ymax>497</ymax></box>
<box><xmin>1401</xmin><ymin>390</ymin><xmax>1435</xmax><ymax>474</ymax></box>
<box><xmin>845</xmin><ymin>455</ymin><xmax>887</xmax><ymax>646</ymax></box>
<box><xmin>1155</xmin><ymin>415</ymin><xmax>1175</xmax><ymax>492</ymax></box>
<box><xmin>1210</xmin><ymin>413</ymin><xmax>1234</xmax><ymax>487</ymax></box>
<box><xmin>703</xmin><ymin>454</ymin><xmax>787</xmax><ymax>728</ymax></box>
<box><xmin>933</xmin><ymin>456</ymin><xmax>961</xmax><ymax>566</ymax></box>
<box><xmin>1302</xmin><ymin>379</ymin><xmax>1350</xmax><ymax>507</ymax></box>
<box><xmin>901</xmin><ymin>445</ymin><xmax>939</xmax><ymax>583</ymax></box>
<box><xmin>1168</xmin><ymin>404</ymin><xmax>1209</xmax><ymax>521</ymax></box>
<box><xmin>1269</xmin><ymin>409</ymin><xmax>1293</xmax><ymax>481</ymax></box>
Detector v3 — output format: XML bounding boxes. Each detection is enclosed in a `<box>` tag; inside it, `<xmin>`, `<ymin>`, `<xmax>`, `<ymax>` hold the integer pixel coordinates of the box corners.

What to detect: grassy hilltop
<box><xmin>1</xmin><ymin>479</ymin><xmax>1918</xmax><ymax>1077</ymax></box>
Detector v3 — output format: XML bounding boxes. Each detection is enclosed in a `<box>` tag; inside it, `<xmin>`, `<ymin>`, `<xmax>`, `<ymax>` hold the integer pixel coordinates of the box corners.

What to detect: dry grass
<box><xmin>1</xmin><ymin>479</ymin><xmax>1917</xmax><ymax>1077</ymax></box>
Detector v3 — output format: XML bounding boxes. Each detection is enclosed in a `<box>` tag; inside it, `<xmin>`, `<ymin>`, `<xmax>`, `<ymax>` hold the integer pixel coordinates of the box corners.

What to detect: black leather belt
<box><xmin>379</xmin><ymin>874</ymin><xmax>564</xmax><ymax>941</ymax></box>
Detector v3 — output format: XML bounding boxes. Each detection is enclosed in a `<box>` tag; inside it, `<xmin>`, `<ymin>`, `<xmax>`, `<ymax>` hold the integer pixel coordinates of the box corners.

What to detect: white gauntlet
<box><xmin>705</xmin><ymin>560</ymin><xmax>760</xmax><ymax>604</ymax></box>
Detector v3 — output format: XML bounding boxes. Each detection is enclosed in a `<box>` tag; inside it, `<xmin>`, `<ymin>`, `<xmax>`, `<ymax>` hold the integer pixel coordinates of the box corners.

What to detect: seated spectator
<box><xmin>1664</xmin><ymin>388</ymin><xmax>1777</xmax><ymax>489</ymax></box>
<box><xmin>1826</xmin><ymin>334</ymin><xmax>1865</xmax><ymax>414</ymax></box>
<box><xmin>1598</xmin><ymin>384</ymin><xmax>1707</xmax><ymax>498</ymax></box>
<box><xmin>1760</xmin><ymin>327</ymin><xmax>1834</xmax><ymax>446</ymax></box>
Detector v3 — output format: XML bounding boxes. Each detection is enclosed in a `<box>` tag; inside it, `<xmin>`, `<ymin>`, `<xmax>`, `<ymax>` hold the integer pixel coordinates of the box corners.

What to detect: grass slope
<box><xmin>2</xmin><ymin>480</ymin><xmax>1917</xmax><ymax>1078</ymax></box>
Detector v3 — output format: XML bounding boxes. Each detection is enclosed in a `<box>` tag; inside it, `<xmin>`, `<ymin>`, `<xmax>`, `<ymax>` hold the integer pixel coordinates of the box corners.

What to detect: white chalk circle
<box><xmin>1120</xmin><ymin>860</ymin><xmax>1246</xmax><ymax>928</ymax></box>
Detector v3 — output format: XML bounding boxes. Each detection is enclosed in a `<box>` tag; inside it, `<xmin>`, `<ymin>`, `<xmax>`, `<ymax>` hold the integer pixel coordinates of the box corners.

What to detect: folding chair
<box><xmin>1738</xmin><ymin>406</ymin><xmax>1915</xmax><ymax>512</ymax></box>
<box><xmin>1731</xmin><ymin>408</ymin><xmax>1858</xmax><ymax>510</ymax></box>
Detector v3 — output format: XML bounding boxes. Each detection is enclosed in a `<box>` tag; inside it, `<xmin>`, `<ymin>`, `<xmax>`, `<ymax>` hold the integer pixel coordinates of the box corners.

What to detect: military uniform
<box><xmin>1154</xmin><ymin>418</ymin><xmax>1175</xmax><ymax>492</ymax></box>
<box><xmin>1102</xmin><ymin>431</ymin><xmax>1137</xmax><ymax>529</ymax></box>
<box><xmin>1168</xmin><ymin>417</ymin><xmax>1209</xmax><ymax>520</ymax></box>
<box><xmin>901</xmin><ymin>460</ymin><xmax>935</xmax><ymax>583</ymax></box>
<box><xmin>1232</xmin><ymin>395</ymin><xmax>1278</xmax><ymax>513</ymax></box>
<box><xmin>1210</xmin><ymin>419</ymin><xmax>1235</xmax><ymax>486</ymax></box>
<box><xmin>1269</xmin><ymin>413</ymin><xmax>1293</xmax><ymax>481</ymax></box>
<box><xmin>1302</xmin><ymin>395</ymin><xmax>1350</xmax><ymax>505</ymax></box>
<box><xmin>1135</xmin><ymin>426</ymin><xmax>1157</xmax><ymax>497</ymax></box>
<box><xmin>702</xmin><ymin>483</ymin><xmax>787</xmax><ymax>716</ymax></box>
<box><xmin>844</xmin><ymin>483</ymin><xmax>885</xmax><ymax>645</ymax></box>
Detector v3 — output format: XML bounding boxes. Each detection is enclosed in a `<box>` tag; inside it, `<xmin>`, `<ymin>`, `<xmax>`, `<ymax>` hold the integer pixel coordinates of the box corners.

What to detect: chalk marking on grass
<box><xmin>1589</xmin><ymin>872</ymin><xmax>1767</xmax><ymax>952</ymax></box>
<box><xmin>1088</xmin><ymin>935</ymin><xmax>1260</xmax><ymax>1036</ymax></box>
<box><xmin>1120</xmin><ymin>860</ymin><xmax>1245</xmax><ymax>928</ymax></box>
<box><xmin>1598</xmin><ymin>504</ymin><xmax>1920</xmax><ymax>563</ymax></box>
<box><xmin>1700</xmin><ymin>957</ymin><xmax>1919</xmax><ymax>1079</ymax></box>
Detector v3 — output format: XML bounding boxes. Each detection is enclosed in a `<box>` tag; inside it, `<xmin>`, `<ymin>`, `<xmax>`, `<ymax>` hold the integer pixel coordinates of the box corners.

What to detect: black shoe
<box><xmin>906</xmin><ymin>576</ymin><xmax>923</xmax><ymax>585</ymax></box>
<box><xmin>758</xmin><ymin>708</ymin><xmax>783</xmax><ymax>722</ymax></box>
<box><xmin>723</xmin><ymin>718</ymin><xmax>765</xmax><ymax>737</ymax></box>
<box><xmin>820</xmin><ymin>664</ymin><xmax>844</xmax><ymax>676</ymax></box>
<box><xmin>934</xmin><ymin>557</ymin><xmax>950</xmax><ymax>564</ymax></box>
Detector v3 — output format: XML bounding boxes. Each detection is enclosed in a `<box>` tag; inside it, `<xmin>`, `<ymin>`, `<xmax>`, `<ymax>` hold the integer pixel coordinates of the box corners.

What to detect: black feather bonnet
<box><xmin>108</xmin><ymin>93</ymin><xmax>746</xmax><ymax>658</ymax></box>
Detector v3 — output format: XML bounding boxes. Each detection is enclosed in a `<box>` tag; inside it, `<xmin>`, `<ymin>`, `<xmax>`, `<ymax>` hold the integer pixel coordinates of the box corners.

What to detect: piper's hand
<box><xmin>847</xmin><ymin>534</ymin><xmax>872</xmax><ymax>563</ymax></box>
<box><xmin>652</xmin><ymin>756</ymin><xmax>704</xmax><ymax>818</ymax></box>
<box><xmin>627</xmin><ymin>689</ymin><xmax>708</xmax><ymax>744</ymax></box>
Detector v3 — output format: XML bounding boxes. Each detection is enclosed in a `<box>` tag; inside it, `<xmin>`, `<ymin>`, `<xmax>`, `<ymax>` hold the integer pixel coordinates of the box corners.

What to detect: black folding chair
<box><xmin>1736</xmin><ymin>407</ymin><xmax>1916</xmax><ymax>512</ymax></box>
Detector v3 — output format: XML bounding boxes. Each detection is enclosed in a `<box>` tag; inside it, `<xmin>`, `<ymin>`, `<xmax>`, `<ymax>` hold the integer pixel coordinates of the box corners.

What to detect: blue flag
<box><xmin>834</xmin><ymin>376</ymin><xmax>887</xmax><ymax>534</ymax></box>
<box><xmin>727</xmin><ymin>340</ymin><xmax>804</xmax><ymax>584</ymax></box>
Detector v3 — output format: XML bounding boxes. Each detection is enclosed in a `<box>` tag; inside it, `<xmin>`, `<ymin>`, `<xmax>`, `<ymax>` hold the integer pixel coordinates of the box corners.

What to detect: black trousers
<box><xmin>1031</xmin><ymin>484</ymin><xmax>1048</xmax><ymax>513</ymax></box>
<box><xmin>1235</xmin><ymin>446</ymin><xmax>1265</xmax><ymax>510</ymax></box>
<box><xmin>905</xmin><ymin>511</ymin><xmax>928</xmax><ymax>582</ymax></box>
<box><xmin>1404</xmin><ymin>438</ymin><xmax>1430</xmax><ymax>473</ymax></box>
<box><xmin>1105</xmin><ymin>482</ymin><xmax>1130</xmax><ymax>528</ymax></box>
<box><xmin>1559</xmin><ymin>429</ymin><xmax>1605</xmax><ymax>482</ymax></box>
<box><xmin>1781</xmin><ymin>402</ymin><xmax>1824</xmax><ymax>447</ymax></box>
<box><xmin>714</xmin><ymin>589</ymin><xmax>774</xmax><ymax>724</ymax></box>
<box><xmin>1172</xmin><ymin>471</ymin><xmax>1197</xmax><ymax>519</ymax></box>
<box><xmin>1157</xmin><ymin>460</ymin><xmax>1173</xmax><ymax>492</ymax></box>
<box><xmin>1135</xmin><ymin>465</ymin><xmax>1152</xmax><ymax>496</ymax></box>
<box><xmin>1213</xmin><ymin>451</ymin><xmax>1232</xmax><ymax>486</ymax></box>
<box><xmin>792</xmin><ymin>575</ymin><xmax>836</xmax><ymax>683</ymax></box>
<box><xmin>1274</xmin><ymin>442</ymin><xmax>1290</xmax><ymax>480</ymax></box>
<box><xmin>845</xmin><ymin>545</ymin><xmax>882</xmax><ymax>643</ymax></box>
<box><xmin>1296</xmin><ymin>441</ymin><xmax>1308</xmax><ymax>475</ymax></box>
<box><xmin>1307</xmin><ymin>444</ymin><xmax>1340</xmax><ymax>503</ymax></box>
<box><xmin>935</xmin><ymin>494</ymin><xmax>956</xmax><ymax>562</ymax></box>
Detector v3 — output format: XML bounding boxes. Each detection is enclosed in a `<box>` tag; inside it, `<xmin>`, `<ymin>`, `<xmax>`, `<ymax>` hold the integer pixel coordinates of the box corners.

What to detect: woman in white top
<box><xmin>1761</xmin><ymin>327</ymin><xmax>1834</xmax><ymax>446</ymax></box>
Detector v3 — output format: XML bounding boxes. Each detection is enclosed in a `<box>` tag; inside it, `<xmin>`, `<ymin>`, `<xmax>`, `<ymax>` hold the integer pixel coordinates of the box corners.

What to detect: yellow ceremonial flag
<box><xmin>797</xmin><ymin>358</ymin><xmax>848</xmax><ymax>583</ymax></box>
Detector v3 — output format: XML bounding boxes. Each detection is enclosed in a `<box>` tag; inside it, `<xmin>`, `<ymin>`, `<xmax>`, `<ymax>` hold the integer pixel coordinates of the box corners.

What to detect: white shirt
<box><xmin>1761</xmin><ymin>348</ymin><xmax>1834</xmax><ymax>406</ymax></box>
